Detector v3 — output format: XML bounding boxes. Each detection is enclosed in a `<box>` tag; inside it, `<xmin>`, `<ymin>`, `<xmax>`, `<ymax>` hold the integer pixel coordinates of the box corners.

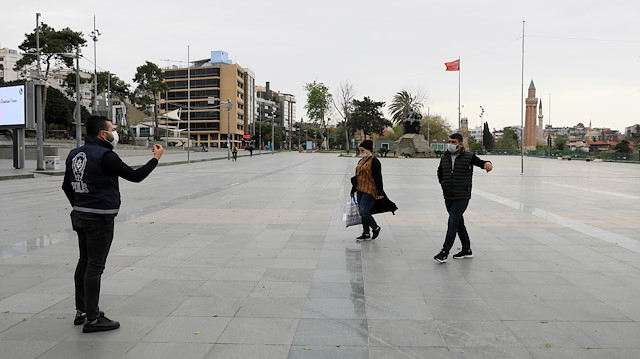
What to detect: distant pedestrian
<box><xmin>232</xmin><ymin>146</ymin><xmax>238</xmax><ymax>161</ymax></box>
<box><xmin>434</xmin><ymin>133</ymin><xmax>493</xmax><ymax>263</ymax></box>
<box><xmin>248</xmin><ymin>145</ymin><xmax>253</xmax><ymax>157</ymax></box>
<box><xmin>62</xmin><ymin>116</ymin><xmax>164</xmax><ymax>332</ymax></box>
<box><xmin>350</xmin><ymin>140</ymin><xmax>385</xmax><ymax>242</ymax></box>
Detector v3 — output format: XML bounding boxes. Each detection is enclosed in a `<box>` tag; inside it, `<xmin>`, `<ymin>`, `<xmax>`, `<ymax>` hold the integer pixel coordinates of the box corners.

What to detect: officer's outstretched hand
<box><xmin>484</xmin><ymin>162</ymin><xmax>493</xmax><ymax>172</ymax></box>
<box><xmin>153</xmin><ymin>144</ymin><xmax>164</xmax><ymax>160</ymax></box>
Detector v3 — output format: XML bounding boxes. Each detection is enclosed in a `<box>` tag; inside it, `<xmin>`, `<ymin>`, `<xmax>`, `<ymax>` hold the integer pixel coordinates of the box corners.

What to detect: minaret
<box><xmin>588</xmin><ymin>120</ymin><xmax>592</xmax><ymax>144</ymax></box>
<box><xmin>537</xmin><ymin>100</ymin><xmax>544</xmax><ymax>143</ymax></box>
<box><xmin>524</xmin><ymin>79</ymin><xmax>538</xmax><ymax>150</ymax></box>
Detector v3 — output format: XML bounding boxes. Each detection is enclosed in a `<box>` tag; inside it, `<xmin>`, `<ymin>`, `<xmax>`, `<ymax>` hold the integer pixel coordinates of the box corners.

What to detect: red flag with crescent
<box><xmin>445</xmin><ymin>59</ymin><xmax>460</xmax><ymax>71</ymax></box>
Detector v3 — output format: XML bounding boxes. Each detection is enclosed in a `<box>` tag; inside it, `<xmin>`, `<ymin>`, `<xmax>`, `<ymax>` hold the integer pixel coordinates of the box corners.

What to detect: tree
<box><xmin>553</xmin><ymin>134</ymin><xmax>569</xmax><ymax>151</ymax></box>
<box><xmin>422</xmin><ymin>113</ymin><xmax>453</xmax><ymax>143</ymax></box>
<box><xmin>483</xmin><ymin>122</ymin><xmax>495</xmax><ymax>149</ymax></box>
<box><xmin>497</xmin><ymin>127</ymin><xmax>519</xmax><ymax>150</ymax></box>
<box><xmin>304</xmin><ymin>81</ymin><xmax>332</xmax><ymax>149</ymax></box>
<box><xmin>630</xmin><ymin>125</ymin><xmax>640</xmax><ymax>149</ymax></box>
<box><xmin>388</xmin><ymin>90</ymin><xmax>425</xmax><ymax>124</ymax></box>
<box><xmin>468</xmin><ymin>136</ymin><xmax>486</xmax><ymax>153</ymax></box>
<box><xmin>614</xmin><ymin>140</ymin><xmax>631</xmax><ymax>153</ymax></box>
<box><xmin>0</xmin><ymin>64</ymin><xmax>4</xmax><ymax>84</ymax></box>
<box><xmin>14</xmin><ymin>23</ymin><xmax>86</xmax><ymax>123</ymax></box>
<box><xmin>332</xmin><ymin>81</ymin><xmax>355</xmax><ymax>152</ymax></box>
<box><xmin>44</xmin><ymin>87</ymin><xmax>73</xmax><ymax>131</ymax></box>
<box><xmin>133</xmin><ymin>61</ymin><xmax>168</xmax><ymax>140</ymax></box>
<box><xmin>350</xmin><ymin>97</ymin><xmax>392</xmax><ymax>139</ymax></box>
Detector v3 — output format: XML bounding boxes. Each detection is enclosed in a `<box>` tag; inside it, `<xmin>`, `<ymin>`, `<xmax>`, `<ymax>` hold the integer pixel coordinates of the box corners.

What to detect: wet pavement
<box><xmin>0</xmin><ymin>152</ymin><xmax>639</xmax><ymax>358</ymax></box>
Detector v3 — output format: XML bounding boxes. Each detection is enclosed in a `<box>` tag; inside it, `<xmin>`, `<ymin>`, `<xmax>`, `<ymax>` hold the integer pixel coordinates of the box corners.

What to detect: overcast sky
<box><xmin>3</xmin><ymin>0</ymin><xmax>639</xmax><ymax>133</ymax></box>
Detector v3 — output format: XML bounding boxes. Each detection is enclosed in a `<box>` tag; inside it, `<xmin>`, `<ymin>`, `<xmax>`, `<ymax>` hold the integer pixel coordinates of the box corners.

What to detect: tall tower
<box><xmin>537</xmin><ymin>100</ymin><xmax>544</xmax><ymax>143</ymax></box>
<box><xmin>525</xmin><ymin>80</ymin><xmax>538</xmax><ymax>150</ymax></box>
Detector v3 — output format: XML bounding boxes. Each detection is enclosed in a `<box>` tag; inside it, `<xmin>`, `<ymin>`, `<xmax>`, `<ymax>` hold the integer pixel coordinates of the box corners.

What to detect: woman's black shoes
<box><xmin>356</xmin><ymin>233</ymin><xmax>371</xmax><ymax>240</ymax></box>
<box><xmin>372</xmin><ymin>227</ymin><xmax>381</xmax><ymax>239</ymax></box>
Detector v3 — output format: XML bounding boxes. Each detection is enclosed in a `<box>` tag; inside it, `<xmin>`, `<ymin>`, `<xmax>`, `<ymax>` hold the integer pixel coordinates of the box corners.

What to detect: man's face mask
<box><xmin>446</xmin><ymin>143</ymin><xmax>458</xmax><ymax>153</ymax></box>
<box><xmin>107</xmin><ymin>130</ymin><xmax>119</xmax><ymax>148</ymax></box>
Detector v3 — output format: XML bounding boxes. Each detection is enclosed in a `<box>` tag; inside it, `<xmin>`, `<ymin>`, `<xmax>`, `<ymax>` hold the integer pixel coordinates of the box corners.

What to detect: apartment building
<box><xmin>0</xmin><ymin>47</ymin><xmax>21</xmax><ymax>82</ymax></box>
<box><xmin>161</xmin><ymin>51</ymin><xmax>255</xmax><ymax>148</ymax></box>
<box><xmin>256</xmin><ymin>82</ymin><xmax>296</xmax><ymax>148</ymax></box>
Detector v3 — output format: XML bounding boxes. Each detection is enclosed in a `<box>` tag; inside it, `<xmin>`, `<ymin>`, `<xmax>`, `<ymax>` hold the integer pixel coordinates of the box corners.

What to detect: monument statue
<box><xmin>393</xmin><ymin>107</ymin><xmax>435</xmax><ymax>158</ymax></box>
<box><xmin>403</xmin><ymin>108</ymin><xmax>422</xmax><ymax>134</ymax></box>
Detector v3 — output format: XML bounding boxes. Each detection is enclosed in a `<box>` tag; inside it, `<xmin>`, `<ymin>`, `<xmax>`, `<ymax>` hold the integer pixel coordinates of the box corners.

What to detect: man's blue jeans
<box><xmin>72</xmin><ymin>215</ymin><xmax>114</xmax><ymax>321</ymax></box>
<box><xmin>356</xmin><ymin>191</ymin><xmax>378</xmax><ymax>234</ymax></box>
<box><xmin>442</xmin><ymin>199</ymin><xmax>470</xmax><ymax>254</ymax></box>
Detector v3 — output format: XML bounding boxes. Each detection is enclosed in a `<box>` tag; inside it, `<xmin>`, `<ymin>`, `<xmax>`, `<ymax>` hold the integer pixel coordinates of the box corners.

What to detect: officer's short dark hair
<box><xmin>86</xmin><ymin>116</ymin><xmax>110</xmax><ymax>137</ymax></box>
<box><xmin>449</xmin><ymin>133</ymin><xmax>463</xmax><ymax>143</ymax></box>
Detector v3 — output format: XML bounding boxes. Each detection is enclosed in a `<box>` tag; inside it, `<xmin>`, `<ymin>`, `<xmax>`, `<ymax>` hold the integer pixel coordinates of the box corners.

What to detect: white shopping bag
<box><xmin>345</xmin><ymin>197</ymin><xmax>362</xmax><ymax>228</ymax></box>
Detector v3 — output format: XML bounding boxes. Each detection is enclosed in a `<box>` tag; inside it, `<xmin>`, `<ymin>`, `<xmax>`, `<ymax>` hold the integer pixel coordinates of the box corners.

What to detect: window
<box><xmin>139</xmin><ymin>128</ymin><xmax>151</xmax><ymax>137</ymax></box>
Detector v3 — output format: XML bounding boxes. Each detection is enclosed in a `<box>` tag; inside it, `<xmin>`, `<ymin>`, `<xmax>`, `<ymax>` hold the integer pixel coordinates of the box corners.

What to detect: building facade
<box><xmin>0</xmin><ymin>47</ymin><xmax>21</xmax><ymax>82</ymax></box>
<box><xmin>161</xmin><ymin>51</ymin><xmax>255</xmax><ymax>148</ymax></box>
<box><xmin>256</xmin><ymin>82</ymin><xmax>296</xmax><ymax>149</ymax></box>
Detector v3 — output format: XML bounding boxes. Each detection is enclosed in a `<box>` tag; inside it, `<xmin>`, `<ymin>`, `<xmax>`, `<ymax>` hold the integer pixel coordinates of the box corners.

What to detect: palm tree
<box><xmin>388</xmin><ymin>90</ymin><xmax>424</xmax><ymax>124</ymax></box>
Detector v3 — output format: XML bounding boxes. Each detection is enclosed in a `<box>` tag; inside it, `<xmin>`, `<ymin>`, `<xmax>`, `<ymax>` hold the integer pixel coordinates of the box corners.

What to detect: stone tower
<box><xmin>460</xmin><ymin>117</ymin><xmax>469</xmax><ymax>148</ymax></box>
<box><xmin>525</xmin><ymin>80</ymin><xmax>538</xmax><ymax>150</ymax></box>
<box><xmin>537</xmin><ymin>100</ymin><xmax>544</xmax><ymax>144</ymax></box>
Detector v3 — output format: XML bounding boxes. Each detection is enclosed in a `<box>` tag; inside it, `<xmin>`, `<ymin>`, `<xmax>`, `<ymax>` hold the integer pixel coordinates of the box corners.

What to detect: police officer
<box><xmin>62</xmin><ymin>116</ymin><xmax>164</xmax><ymax>332</ymax></box>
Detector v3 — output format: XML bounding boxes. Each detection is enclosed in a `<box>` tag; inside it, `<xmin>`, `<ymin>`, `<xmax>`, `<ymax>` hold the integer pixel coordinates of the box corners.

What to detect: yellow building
<box><xmin>161</xmin><ymin>51</ymin><xmax>255</xmax><ymax>148</ymax></box>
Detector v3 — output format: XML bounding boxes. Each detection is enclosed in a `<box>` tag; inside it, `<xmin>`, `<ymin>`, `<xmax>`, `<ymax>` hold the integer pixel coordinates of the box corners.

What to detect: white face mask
<box><xmin>108</xmin><ymin>130</ymin><xmax>119</xmax><ymax>148</ymax></box>
<box><xmin>446</xmin><ymin>143</ymin><xmax>458</xmax><ymax>153</ymax></box>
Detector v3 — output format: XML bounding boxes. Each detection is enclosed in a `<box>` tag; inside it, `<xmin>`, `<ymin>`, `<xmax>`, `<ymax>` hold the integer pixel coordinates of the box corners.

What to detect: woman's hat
<box><xmin>359</xmin><ymin>140</ymin><xmax>373</xmax><ymax>151</ymax></box>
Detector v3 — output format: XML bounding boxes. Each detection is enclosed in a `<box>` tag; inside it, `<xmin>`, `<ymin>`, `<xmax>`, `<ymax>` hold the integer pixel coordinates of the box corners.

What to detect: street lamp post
<box><xmin>427</xmin><ymin>107</ymin><xmax>430</xmax><ymax>144</ymax></box>
<box><xmin>271</xmin><ymin>108</ymin><xmax>275</xmax><ymax>154</ymax></box>
<box><xmin>35</xmin><ymin>12</ymin><xmax>44</xmax><ymax>170</ymax></box>
<box><xmin>91</xmin><ymin>15</ymin><xmax>101</xmax><ymax>115</ymax></box>
<box><xmin>226</xmin><ymin>100</ymin><xmax>232</xmax><ymax>160</ymax></box>
<box><xmin>74</xmin><ymin>47</ymin><xmax>81</xmax><ymax>147</ymax></box>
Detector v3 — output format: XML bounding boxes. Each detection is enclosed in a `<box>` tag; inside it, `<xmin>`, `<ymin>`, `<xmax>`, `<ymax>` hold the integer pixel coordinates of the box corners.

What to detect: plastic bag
<box><xmin>346</xmin><ymin>197</ymin><xmax>362</xmax><ymax>228</ymax></box>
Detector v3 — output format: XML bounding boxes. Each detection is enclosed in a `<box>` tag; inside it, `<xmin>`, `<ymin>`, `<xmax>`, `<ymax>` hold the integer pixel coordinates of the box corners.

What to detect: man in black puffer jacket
<box><xmin>62</xmin><ymin>116</ymin><xmax>164</xmax><ymax>332</ymax></box>
<box><xmin>434</xmin><ymin>133</ymin><xmax>493</xmax><ymax>263</ymax></box>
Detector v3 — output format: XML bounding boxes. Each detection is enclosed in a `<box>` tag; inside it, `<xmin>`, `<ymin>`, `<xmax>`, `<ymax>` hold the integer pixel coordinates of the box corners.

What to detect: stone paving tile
<box><xmin>124</xmin><ymin>342</ymin><xmax>213</xmax><ymax>359</ymax></box>
<box><xmin>2</xmin><ymin>154</ymin><xmax>640</xmax><ymax>358</ymax></box>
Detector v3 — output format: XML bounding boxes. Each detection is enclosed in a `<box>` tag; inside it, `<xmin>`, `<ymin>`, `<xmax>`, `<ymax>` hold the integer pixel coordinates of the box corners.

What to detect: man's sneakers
<box><xmin>356</xmin><ymin>233</ymin><xmax>371</xmax><ymax>241</ymax></box>
<box><xmin>452</xmin><ymin>249</ymin><xmax>473</xmax><ymax>259</ymax></box>
<box><xmin>433</xmin><ymin>250</ymin><xmax>448</xmax><ymax>263</ymax></box>
<box><xmin>83</xmin><ymin>312</ymin><xmax>120</xmax><ymax>333</ymax></box>
<box><xmin>74</xmin><ymin>310</ymin><xmax>86</xmax><ymax>325</ymax></box>
<box><xmin>372</xmin><ymin>226</ymin><xmax>381</xmax><ymax>239</ymax></box>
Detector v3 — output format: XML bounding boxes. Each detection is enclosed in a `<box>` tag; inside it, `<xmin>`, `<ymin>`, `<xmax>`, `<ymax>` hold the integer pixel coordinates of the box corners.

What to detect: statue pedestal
<box><xmin>394</xmin><ymin>134</ymin><xmax>435</xmax><ymax>158</ymax></box>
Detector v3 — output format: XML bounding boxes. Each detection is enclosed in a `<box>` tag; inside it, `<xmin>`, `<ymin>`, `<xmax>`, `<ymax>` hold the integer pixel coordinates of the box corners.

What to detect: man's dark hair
<box><xmin>449</xmin><ymin>133</ymin><xmax>463</xmax><ymax>142</ymax></box>
<box><xmin>86</xmin><ymin>116</ymin><xmax>110</xmax><ymax>137</ymax></box>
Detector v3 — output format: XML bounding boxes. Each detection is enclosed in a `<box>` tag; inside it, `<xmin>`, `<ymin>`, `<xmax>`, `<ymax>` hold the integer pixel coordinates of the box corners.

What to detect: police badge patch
<box><xmin>72</xmin><ymin>152</ymin><xmax>87</xmax><ymax>181</ymax></box>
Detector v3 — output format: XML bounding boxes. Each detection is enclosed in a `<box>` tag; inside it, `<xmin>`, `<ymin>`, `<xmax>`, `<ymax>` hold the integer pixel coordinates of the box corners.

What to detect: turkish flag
<box><xmin>445</xmin><ymin>59</ymin><xmax>460</xmax><ymax>71</ymax></box>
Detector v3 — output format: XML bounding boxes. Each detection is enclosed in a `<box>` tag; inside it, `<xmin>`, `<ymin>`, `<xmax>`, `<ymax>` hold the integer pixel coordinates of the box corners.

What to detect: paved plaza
<box><xmin>1</xmin><ymin>151</ymin><xmax>639</xmax><ymax>358</ymax></box>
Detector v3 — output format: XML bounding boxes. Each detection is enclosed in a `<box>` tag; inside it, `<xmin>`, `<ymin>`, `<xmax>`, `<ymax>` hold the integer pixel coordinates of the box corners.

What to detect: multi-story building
<box><xmin>0</xmin><ymin>47</ymin><xmax>21</xmax><ymax>82</ymax></box>
<box><xmin>161</xmin><ymin>51</ymin><xmax>255</xmax><ymax>148</ymax></box>
<box><xmin>256</xmin><ymin>82</ymin><xmax>296</xmax><ymax>148</ymax></box>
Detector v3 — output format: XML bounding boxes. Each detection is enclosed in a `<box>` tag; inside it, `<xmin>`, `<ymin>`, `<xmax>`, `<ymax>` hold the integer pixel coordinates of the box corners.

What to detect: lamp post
<box><xmin>427</xmin><ymin>107</ymin><xmax>430</xmax><ymax>144</ymax></box>
<box><xmin>91</xmin><ymin>15</ymin><xmax>101</xmax><ymax>115</ymax></box>
<box><xmin>271</xmin><ymin>108</ymin><xmax>275</xmax><ymax>154</ymax></box>
<box><xmin>35</xmin><ymin>12</ymin><xmax>45</xmax><ymax>170</ymax></box>
<box><xmin>226</xmin><ymin>100</ymin><xmax>232</xmax><ymax>160</ymax></box>
<box><xmin>74</xmin><ymin>48</ymin><xmax>81</xmax><ymax>147</ymax></box>
<box><xmin>479</xmin><ymin>106</ymin><xmax>484</xmax><ymax>144</ymax></box>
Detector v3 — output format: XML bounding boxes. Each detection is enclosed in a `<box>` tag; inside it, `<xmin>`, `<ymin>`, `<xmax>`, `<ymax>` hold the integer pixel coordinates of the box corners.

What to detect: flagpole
<box><xmin>458</xmin><ymin>56</ymin><xmax>461</xmax><ymax>133</ymax></box>
<box><xmin>520</xmin><ymin>21</ymin><xmax>525</xmax><ymax>175</ymax></box>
